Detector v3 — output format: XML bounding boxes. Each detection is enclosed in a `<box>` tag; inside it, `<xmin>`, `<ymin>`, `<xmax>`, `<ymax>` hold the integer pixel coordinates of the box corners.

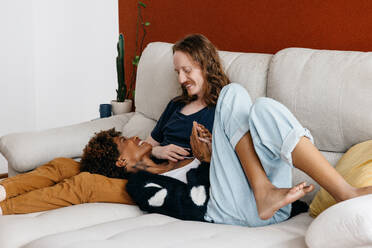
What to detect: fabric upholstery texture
<box><xmin>0</xmin><ymin>203</ymin><xmax>143</xmax><ymax>248</ymax></box>
<box><xmin>309</xmin><ymin>140</ymin><xmax>372</xmax><ymax>217</ymax></box>
<box><xmin>306</xmin><ymin>195</ymin><xmax>372</xmax><ymax>248</ymax></box>
<box><xmin>20</xmin><ymin>211</ymin><xmax>313</xmax><ymax>248</ymax></box>
<box><xmin>121</xmin><ymin>112</ymin><xmax>157</xmax><ymax>140</ymax></box>
<box><xmin>268</xmin><ymin>48</ymin><xmax>372</xmax><ymax>153</ymax></box>
<box><xmin>0</xmin><ymin>113</ymin><xmax>133</xmax><ymax>176</ymax></box>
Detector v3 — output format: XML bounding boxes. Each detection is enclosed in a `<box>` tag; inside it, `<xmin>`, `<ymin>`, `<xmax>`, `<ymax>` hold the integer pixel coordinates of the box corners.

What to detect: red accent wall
<box><xmin>119</xmin><ymin>0</ymin><xmax>372</xmax><ymax>87</ymax></box>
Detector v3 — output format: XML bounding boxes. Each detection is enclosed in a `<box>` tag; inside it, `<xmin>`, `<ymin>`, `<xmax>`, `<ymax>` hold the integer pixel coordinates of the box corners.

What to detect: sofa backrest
<box><xmin>135</xmin><ymin>42</ymin><xmax>272</xmax><ymax>122</ymax></box>
<box><xmin>134</xmin><ymin>42</ymin><xmax>372</xmax><ymax>154</ymax></box>
<box><xmin>268</xmin><ymin>48</ymin><xmax>372</xmax><ymax>153</ymax></box>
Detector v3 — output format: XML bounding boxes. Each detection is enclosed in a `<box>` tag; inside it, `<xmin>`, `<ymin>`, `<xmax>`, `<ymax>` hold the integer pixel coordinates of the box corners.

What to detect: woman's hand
<box><xmin>190</xmin><ymin>121</ymin><xmax>212</xmax><ymax>163</ymax></box>
<box><xmin>151</xmin><ymin>144</ymin><xmax>190</xmax><ymax>162</ymax></box>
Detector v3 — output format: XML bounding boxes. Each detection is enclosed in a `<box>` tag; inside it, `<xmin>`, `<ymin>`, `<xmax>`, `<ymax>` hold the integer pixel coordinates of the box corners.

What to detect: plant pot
<box><xmin>111</xmin><ymin>99</ymin><xmax>133</xmax><ymax>115</ymax></box>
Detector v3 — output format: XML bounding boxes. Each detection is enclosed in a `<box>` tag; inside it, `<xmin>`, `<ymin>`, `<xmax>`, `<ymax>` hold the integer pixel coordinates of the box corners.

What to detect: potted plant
<box><xmin>129</xmin><ymin>1</ymin><xmax>150</xmax><ymax>96</ymax></box>
<box><xmin>111</xmin><ymin>1</ymin><xmax>150</xmax><ymax>115</ymax></box>
<box><xmin>111</xmin><ymin>33</ymin><xmax>132</xmax><ymax>115</ymax></box>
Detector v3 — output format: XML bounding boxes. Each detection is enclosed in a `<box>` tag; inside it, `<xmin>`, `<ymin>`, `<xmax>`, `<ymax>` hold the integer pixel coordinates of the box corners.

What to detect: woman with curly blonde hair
<box><xmin>172</xmin><ymin>34</ymin><xmax>230</xmax><ymax>107</ymax></box>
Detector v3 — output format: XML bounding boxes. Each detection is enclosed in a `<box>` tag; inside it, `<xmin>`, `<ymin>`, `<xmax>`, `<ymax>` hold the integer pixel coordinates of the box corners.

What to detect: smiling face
<box><xmin>173</xmin><ymin>51</ymin><xmax>206</xmax><ymax>99</ymax></box>
<box><xmin>114</xmin><ymin>136</ymin><xmax>152</xmax><ymax>172</ymax></box>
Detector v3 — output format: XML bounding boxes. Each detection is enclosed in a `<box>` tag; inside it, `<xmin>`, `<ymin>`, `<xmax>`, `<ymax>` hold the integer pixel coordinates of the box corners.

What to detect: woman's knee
<box><xmin>248</xmin><ymin>97</ymin><xmax>296</xmax><ymax>142</ymax></box>
<box><xmin>250</xmin><ymin>97</ymin><xmax>294</xmax><ymax>122</ymax></box>
<box><xmin>219</xmin><ymin>83</ymin><xmax>252</xmax><ymax>105</ymax></box>
<box><xmin>215</xmin><ymin>83</ymin><xmax>253</xmax><ymax>136</ymax></box>
<box><xmin>252</xmin><ymin>97</ymin><xmax>279</xmax><ymax>112</ymax></box>
<box><xmin>216</xmin><ymin>83</ymin><xmax>253</xmax><ymax>118</ymax></box>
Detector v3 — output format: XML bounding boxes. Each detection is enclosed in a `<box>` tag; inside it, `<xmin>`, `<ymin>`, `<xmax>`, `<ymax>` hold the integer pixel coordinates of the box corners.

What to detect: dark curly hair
<box><xmin>172</xmin><ymin>34</ymin><xmax>230</xmax><ymax>107</ymax></box>
<box><xmin>80</xmin><ymin>128</ymin><xmax>130</xmax><ymax>179</ymax></box>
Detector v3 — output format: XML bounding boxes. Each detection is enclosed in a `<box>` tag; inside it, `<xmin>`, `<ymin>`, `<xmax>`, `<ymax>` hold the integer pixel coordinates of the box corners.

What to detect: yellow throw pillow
<box><xmin>309</xmin><ymin>140</ymin><xmax>372</xmax><ymax>217</ymax></box>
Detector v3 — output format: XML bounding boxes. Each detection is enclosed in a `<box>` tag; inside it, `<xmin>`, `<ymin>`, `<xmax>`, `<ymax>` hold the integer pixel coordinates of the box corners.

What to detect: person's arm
<box><xmin>145</xmin><ymin>135</ymin><xmax>190</xmax><ymax>162</ymax></box>
<box><xmin>144</xmin><ymin>136</ymin><xmax>160</xmax><ymax>147</ymax></box>
<box><xmin>124</xmin><ymin>156</ymin><xmax>192</xmax><ymax>174</ymax></box>
<box><xmin>151</xmin><ymin>144</ymin><xmax>190</xmax><ymax>162</ymax></box>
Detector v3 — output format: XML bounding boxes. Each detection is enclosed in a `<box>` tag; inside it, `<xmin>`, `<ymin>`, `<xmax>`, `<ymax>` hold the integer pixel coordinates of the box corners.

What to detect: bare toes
<box><xmin>304</xmin><ymin>184</ymin><xmax>315</xmax><ymax>193</ymax></box>
<box><xmin>291</xmin><ymin>182</ymin><xmax>306</xmax><ymax>194</ymax></box>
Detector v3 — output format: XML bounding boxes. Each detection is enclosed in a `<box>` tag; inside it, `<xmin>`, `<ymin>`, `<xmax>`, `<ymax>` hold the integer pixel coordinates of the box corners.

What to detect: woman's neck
<box><xmin>180</xmin><ymin>99</ymin><xmax>207</xmax><ymax>116</ymax></box>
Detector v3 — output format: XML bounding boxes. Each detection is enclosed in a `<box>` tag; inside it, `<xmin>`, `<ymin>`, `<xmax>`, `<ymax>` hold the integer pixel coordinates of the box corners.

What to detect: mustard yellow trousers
<box><xmin>0</xmin><ymin>158</ymin><xmax>134</xmax><ymax>215</ymax></box>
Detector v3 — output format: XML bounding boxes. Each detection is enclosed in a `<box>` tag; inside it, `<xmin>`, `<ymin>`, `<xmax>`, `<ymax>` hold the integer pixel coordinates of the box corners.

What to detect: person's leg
<box><xmin>235</xmin><ymin>97</ymin><xmax>317</xmax><ymax>220</ymax></box>
<box><xmin>235</xmin><ymin>132</ymin><xmax>313</xmax><ymax>220</ymax></box>
<box><xmin>0</xmin><ymin>172</ymin><xmax>134</xmax><ymax>215</ymax></box>
<box><xmin>206</xmin><ymin>83</ymin><xmax>295</xmax><ymax>227</ymax></box>
<box><xmin>0</xmin><ymin>158</ymin><xmax>80</xmax><ymax>201</ymax></box>
<box><xmin>292</xmin><ymin>137</ymin><xmax>372</xmax><ymax>201</ymax></box>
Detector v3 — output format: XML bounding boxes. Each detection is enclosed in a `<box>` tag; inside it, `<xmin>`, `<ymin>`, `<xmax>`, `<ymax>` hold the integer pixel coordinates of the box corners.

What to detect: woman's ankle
<box><xmin>333</xmin><ymin>186</ymin><xmax>362</xmax><ymax>202</ymax></box>
<box><xmin>253</xmin><ymin>182</ymin><xmax>276</xmax><ymax>200</ymax></box>
<box><xmin>343</xmin><ymin>186</ymin><xmax>372</xmax><ymax>201</ymax></box>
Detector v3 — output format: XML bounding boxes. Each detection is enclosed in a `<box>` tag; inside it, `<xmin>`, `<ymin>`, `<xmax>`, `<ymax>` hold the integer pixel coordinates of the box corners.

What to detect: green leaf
<box><xmin>132</xmin><ymin>56</ymin><xmax>140</xmax><ymax>66</ymax></box>
<box><xmin>138</xmin><ymin>1</ymin><xmax>146</xmax><ymax>7</ymax></box>
<box><xmin>145</xmin><ymin>22</ymin><xmax>151</xmax><ymax>26</ymax></box>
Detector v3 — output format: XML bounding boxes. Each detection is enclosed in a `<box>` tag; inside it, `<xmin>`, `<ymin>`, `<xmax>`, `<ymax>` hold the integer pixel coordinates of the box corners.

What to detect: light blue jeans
<box><xmin>204</xmin><ymin>83</ymin><xmax>313</xmax><ymax>227</ymax></box>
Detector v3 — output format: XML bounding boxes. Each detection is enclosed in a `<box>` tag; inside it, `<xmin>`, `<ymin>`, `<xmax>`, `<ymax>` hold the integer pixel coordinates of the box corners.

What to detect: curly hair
<box><xmin>80</xmin><ymin>128</ymin><xmax>130</xmax><ymax>179</ymax></box>
<box><xmin>172</xmin><ymin>34</ymin><xmax>230</xmax><ymax>107</ymax></box>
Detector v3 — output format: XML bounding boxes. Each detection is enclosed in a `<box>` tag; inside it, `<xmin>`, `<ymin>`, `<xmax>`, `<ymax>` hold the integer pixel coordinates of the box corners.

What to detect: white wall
<box><xmin>0</xmin><ymin>0</ymin><xmax>118</xmax><ymax>173</ymax></box>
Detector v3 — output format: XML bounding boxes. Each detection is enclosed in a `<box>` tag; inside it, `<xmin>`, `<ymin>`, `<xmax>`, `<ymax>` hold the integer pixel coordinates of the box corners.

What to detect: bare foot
<box><xmin>255</xmin><ymin>182</ymin><xmax>314</xmax><ymax>220</ymax></box>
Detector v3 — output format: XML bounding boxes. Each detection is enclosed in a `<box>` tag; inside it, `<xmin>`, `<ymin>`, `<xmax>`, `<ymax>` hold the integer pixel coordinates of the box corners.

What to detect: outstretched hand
<box><xmin>151</xmin><ymin>144</ymin><xmax>190</xmax><ymax>162</ymax></box>
<box><xmin>190</xmin><ymin>121</ymin><xmax>212</xmax><ymax>163</ymax></box>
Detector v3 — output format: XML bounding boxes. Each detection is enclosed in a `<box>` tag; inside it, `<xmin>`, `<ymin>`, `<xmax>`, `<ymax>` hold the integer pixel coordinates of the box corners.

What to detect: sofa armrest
<box><xmin>0</xmin><ymin>113</ymin><xmax>134</xmax><ymax>176</ymax></box>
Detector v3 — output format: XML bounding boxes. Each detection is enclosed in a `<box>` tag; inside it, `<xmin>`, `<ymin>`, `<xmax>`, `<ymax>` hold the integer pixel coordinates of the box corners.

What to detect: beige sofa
<box><xmin>0</xmin><ymin>42</ymin><xmax>372</xmax><ymax>248</ymax></box>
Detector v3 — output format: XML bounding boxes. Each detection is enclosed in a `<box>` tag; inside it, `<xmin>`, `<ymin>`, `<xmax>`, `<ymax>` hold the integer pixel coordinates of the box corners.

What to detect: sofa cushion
<box><xmin>309</xmin><ymin>140</ymin><xmax>372</xmax><ymax>217</ymax></box>
<box><xmin>135</xmin><ymin>42</ymin><xmax>271</xmax><ymax>122</ymax></box>
<box><xmin>306</xmin><ymin>195</ymin><xmax>372</xmax><ymax>248</ymax></box>
<box><xmin>0</xmin><ymin>113</ymin><xmax>134</xmax><ymax>176</ymax></box>
<box><xmin>268</xmin><ymin>48</ymin><xmax>372</xmax><ymax>153</ymax></box>
<box><xmin>121</xmin><ymin>112</ymin><xmax>157</xmax><ymax>140</ymax></box>
<box><xmin>0</xmin><ymin>203</ymin><xmax>143</xmax><ymax>248</ymax></box>
<box><xmin>22</xmin><ymin>212</ymin><xmax>313</xmax><ymax>248</ymax></box>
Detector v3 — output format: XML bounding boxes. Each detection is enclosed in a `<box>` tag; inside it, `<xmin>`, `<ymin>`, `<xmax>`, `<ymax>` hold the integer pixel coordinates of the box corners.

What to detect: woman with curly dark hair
<box><xmin>0</xmin><ymin>128</ymin><xmax>197</xmax><ymax>215</ymax></box>
<box><xmin>0</xmin><ymin>129</ymin><xmax>127</xmax><ymax>214</ymax></box>
<box><xmin>79</xmin><ymin>128</ymin><xmax>126</xmax><ymax>178</ymax></box>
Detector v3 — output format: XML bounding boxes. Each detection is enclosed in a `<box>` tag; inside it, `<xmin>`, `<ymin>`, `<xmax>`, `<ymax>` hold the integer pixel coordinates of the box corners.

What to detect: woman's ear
<box><xmin>116</xmin><ymin>157</ymin><xmax>127</xmax><ymax>167</ymax></box>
